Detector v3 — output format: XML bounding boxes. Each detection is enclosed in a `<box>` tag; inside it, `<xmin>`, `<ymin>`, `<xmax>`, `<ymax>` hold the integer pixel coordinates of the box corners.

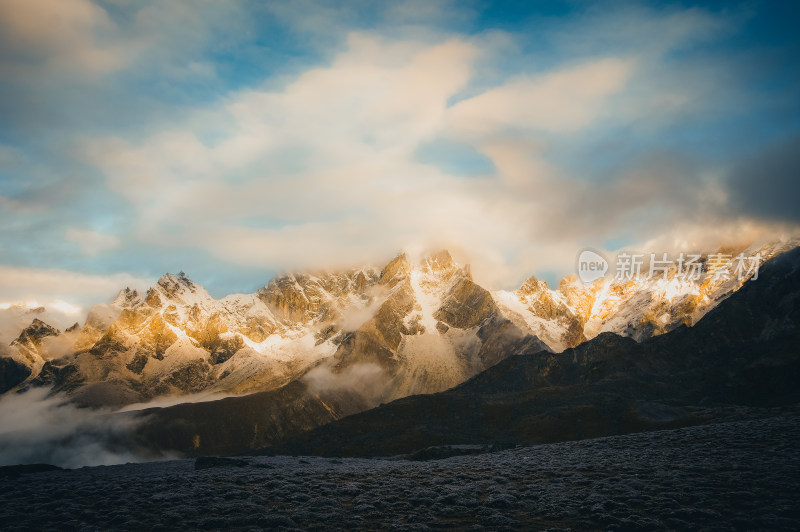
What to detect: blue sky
<box><xmin>0</xmin><ymin>0</ymin><xmax>799</xmax><ymax>318</ymax></box>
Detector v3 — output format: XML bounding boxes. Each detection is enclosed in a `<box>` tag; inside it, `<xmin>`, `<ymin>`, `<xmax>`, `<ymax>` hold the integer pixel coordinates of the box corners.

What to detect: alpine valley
<box><xmin>0</xmin><ymin>240</ymin><xmax>797</xmax><ymax>459</ymax></box>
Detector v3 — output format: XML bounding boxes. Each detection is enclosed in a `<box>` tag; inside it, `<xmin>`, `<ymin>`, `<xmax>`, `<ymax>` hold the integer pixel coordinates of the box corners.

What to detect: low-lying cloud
<box><xmin>0</xmin><ymin>387</ymin><xmax>157</xmax><ymax>468</ymax></box>
<box><xmin>303</xmin><ymin>362</ymin><xmax>389</xmax><ymax>405</ymax></box>
<box><xmin>0</xmin><ymin>267</ymin><xmax>152</xmax><ymax>331</ymax></box>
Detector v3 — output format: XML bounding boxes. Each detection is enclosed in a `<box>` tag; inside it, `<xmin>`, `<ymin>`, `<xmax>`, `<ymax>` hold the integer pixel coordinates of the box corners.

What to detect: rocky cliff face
<box><xmin>0</xmin><ymin>319</ymin><xmax>61</xmax><ymax>391</ymax></box>
<box><xmin>131</xmin><ymin>245</ymin><xmax>800</xmax><ymax>459</ymax></box>
<box><xmin>268</xmin><ymin>246</ymin><xmax>800</xmax><ymax>459</ymax></box>
<box><xmin>1</xmin><ymin>242</ymin><xmax>794</xmax><ymax>407</ymax></box>
<box><xmin>23</xmin><ymin>269</ymin><xmax>379</xmax><ymax>406</ymax></box>
<box><xmin>11</xmin><ymin>319</ymin><xmax>59</xmax><ymax>359</ymax></box>
<box><xmin>0</xmin><ymin>251</ymin><xmax>546</xmax><ymax>406</ymax></box>
<box><xmin>330</xmin><ymin>251</ymin><xmax>546</xmax><ymax>401</ymax></box>
<box><xmin>494</xmin><ymin>240</ymin><xmax>797</xmax><ymax>351</ymax></box>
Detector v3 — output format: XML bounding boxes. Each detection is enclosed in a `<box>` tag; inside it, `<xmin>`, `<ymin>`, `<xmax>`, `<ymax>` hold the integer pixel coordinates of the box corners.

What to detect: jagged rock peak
<box><xmin>12</xmin><ymin>318</ymin><xmax>59</xmax><ymax>346</ymax></box>
<box><xmin>157</xmin><ymin>271</ymin><xmax>197</xmax><ymax>293</ymax></box>
<box><xmin>557</xmin><ymin>274</ymin><xmax>581</xmax><ymax>290</ymax></box>
<box><xmin>149</xmin><ymin>272</ymin><xmax>211</xmax><ymax>307</ymax></box>
<box><xmin>421</xmin><ymin>250</ymin><xmax>455</xmax><ymax>270</ymax></box>
<box><xmin>380</xmin><ymin>253</ymin><xmax>412</xmax><ymax>285</ymax></box>
<box><xmin>379</xmin><ymin>250</ymin><xmax>469</xmax><ymax>283</ymax></box>
<box><xmin>253</xmin><ymin>266</ymin><xmax>381</xmax><ymax>325</ymax></box>
<box><xmin>517</xmin><ymin>274</ymin><xmax>550</xmax><ymax>295</ymax></box>
<box><xmin>419</xmin><ymin>249</ymin><xmax>469</xmax><ymax>275</ymax></box>
<box><xmin>417</xmin><ymin>250</ymin><xmax>471</xmax><ymax>285</ymax></box>
<box><xmin>145</xmin><ymin>288</ymin><xmax>162</xmax><ymax>308</ymax></box>
<box><xmin>264</xmin><ymin>271</ymin><xmax>323</xmax><ymax>290</ymax></box>
<box><xmin>5</xmin><ymin>304</ymin><xmax>46</xmax><ymax>314</ymax></box>
<box><xmin>261</xmin><ymin>266</ymin><xmax>380</xmax><ymax>294</ymax></box>
<box><xmin>113</xmin><ymin>287</ymin><xmax>142</xmax><ymax>308</ymax></box>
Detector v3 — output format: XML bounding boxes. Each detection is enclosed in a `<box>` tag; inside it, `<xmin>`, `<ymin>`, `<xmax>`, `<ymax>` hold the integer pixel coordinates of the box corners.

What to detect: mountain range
<box><xmin>2</xmin><ymin>242</ymin><xmax>790</xmax><ymax>401</ymax></box>
<box><xmin>1</xmin><ymin>241</ymin><xmax>798</xmax><ymax>460</ymax></box>
<box><xmin>272</xmin><ymin>244</ymin><xmax>800</xmax><ymax>458</ymax></box>
<box><xmin>130</xmin><ymin>243</ymin><xmax>800</xmax><ymax>458</ymax></box>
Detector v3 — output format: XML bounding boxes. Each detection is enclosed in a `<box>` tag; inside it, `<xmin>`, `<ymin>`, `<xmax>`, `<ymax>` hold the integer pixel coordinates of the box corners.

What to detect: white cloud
<box><xmin>0</xmin><ymin>194</ymin><xmax>36</xmax><ymax>214</ymax></box>
<box><xmin>0</xmin><ymin>266</ymin><xmax>152</xmax><ymax>330</ymax></box>
<box><xmin>74</xmin><ymin>35</ymin><xmax>669</xmax><ymax>287</ymax></box>
<box><xmin>65</xmin><ymin>228</ymin><xmax>121</xmax><ymax>255</ymax></box>
<box><xmin>71</xmin><ymin>5</ymin><xmax>798</xmax><ymax>292</ymax></box>
<box><xmin>82</xmin><ymin>34</ymin><xmax>628</xmax><ymax>284</ymax></box>
<box><xmin>0</xmin><ymin>387</ymin><xmax>146</xmax><ymax>468</ymax></box>
<box><xmin>446</xmin><ymin>57</ymin><xmax>635</xmax><ymax>137</ymax></box>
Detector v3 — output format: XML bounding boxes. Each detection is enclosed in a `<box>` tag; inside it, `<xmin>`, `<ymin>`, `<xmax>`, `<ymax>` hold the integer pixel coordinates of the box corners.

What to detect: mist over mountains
<box><xmin>2</xmin><ymin>2</ymin><xmax>799</xmax><ymax>529</ymax></box>
<box><xmin>3</xmin><ymin>242</ymin><xmax>790</xmax><ymax>403</ymax></box>
<box><xmin>1</xmin><ymin>240</ymin><xmax>797</xmax><ymax>465</ymax></box>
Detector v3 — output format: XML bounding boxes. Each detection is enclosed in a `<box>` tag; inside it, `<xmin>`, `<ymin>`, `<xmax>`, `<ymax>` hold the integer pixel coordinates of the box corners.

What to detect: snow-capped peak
<box><xmin>3</xmin><ymin>242</ymin><xmax>796</xmax><ymax>407</ymax></box>
<box><xmin>516</xmin><ymin>275</ymin><xmax>550</xmax><ymax>296</ymax></box>
<box><xmin>112</xmin><ymin>287</ymin><xmax>142</xmax><ymax>309</ymax></box>
<box><xmin>156</xmin><ymin>272</ymin><xmax>209</xmax><ymax>301</ymax></box>
<box><xmin>12</xmin><ymin>318</ymin><xmax>60</xmax><ymax>346</ymax></box>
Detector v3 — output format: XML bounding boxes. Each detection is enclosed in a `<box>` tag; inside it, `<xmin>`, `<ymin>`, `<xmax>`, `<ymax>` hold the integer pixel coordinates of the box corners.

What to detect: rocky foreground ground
<box><xmin>2</xmin><ymin>414</ymin><xmax>799</xmax><ymax>531</ymax></box>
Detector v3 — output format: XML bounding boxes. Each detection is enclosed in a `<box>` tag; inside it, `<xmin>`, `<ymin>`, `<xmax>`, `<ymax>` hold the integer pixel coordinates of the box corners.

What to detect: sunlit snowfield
<box><xmin>2</xmin><ymin>413</ymin><xmax>798</xmax><ymax>531</ymax></box>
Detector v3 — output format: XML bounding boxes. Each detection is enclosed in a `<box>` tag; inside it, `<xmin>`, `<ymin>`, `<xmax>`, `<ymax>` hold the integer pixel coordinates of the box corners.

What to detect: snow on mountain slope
<box><xmin>0</xmin><ymin>304</ymin><xmax>72</xmax><ymax>344</ymax></box>
<box><xmin>493</xmin><ymin>275</ymin><xmax>585</xmax><ymax>352</ymax></box>
<box><xmin>392</xmin><ymin>253</ymin><xmax>486</xmax><ymax>397</ymax></box>
<box><xmin>495</xmin><ymin>239</ymin><xmax>799</xmax><ymax>351</ymax></box>
<box><xmin>329</xmin><ymin>251</ymin><xmax>546</xmax><ymax>401</ymax></box>
<box><xmin>2</xmin><ymin>267</ymin><xmax>389</xmax><ymax>405</ymax></box>
<box><xmin>1</xmin><ymin>241</ymin><xmax>796</xmax><ymax>406</ymax></box>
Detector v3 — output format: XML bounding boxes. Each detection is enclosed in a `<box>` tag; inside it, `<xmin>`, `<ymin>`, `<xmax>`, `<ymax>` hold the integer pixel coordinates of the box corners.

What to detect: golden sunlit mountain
<box><xmin>2</xmin><ymin>241</ymin><xmax>794</xmax><ymax>408</ymax></box>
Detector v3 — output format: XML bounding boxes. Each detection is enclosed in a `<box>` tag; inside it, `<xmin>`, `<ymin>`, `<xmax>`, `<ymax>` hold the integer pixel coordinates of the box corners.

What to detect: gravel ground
<box><xmin>1</xmin><ymin>414</ymin><xmax>799</xmax><ymax>531</ymax></box>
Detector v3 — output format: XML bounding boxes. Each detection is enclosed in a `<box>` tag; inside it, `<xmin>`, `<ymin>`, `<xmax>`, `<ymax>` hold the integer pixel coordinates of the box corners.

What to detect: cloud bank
<box><xmin>0</xmin><ymin>0</ymin><xmax>798</xmax><ymax>303</ymax></box>
<box><xmin>0</xmin><ymin>387</ymin><xmax>144</xmax><ymax>468</ymax></box>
